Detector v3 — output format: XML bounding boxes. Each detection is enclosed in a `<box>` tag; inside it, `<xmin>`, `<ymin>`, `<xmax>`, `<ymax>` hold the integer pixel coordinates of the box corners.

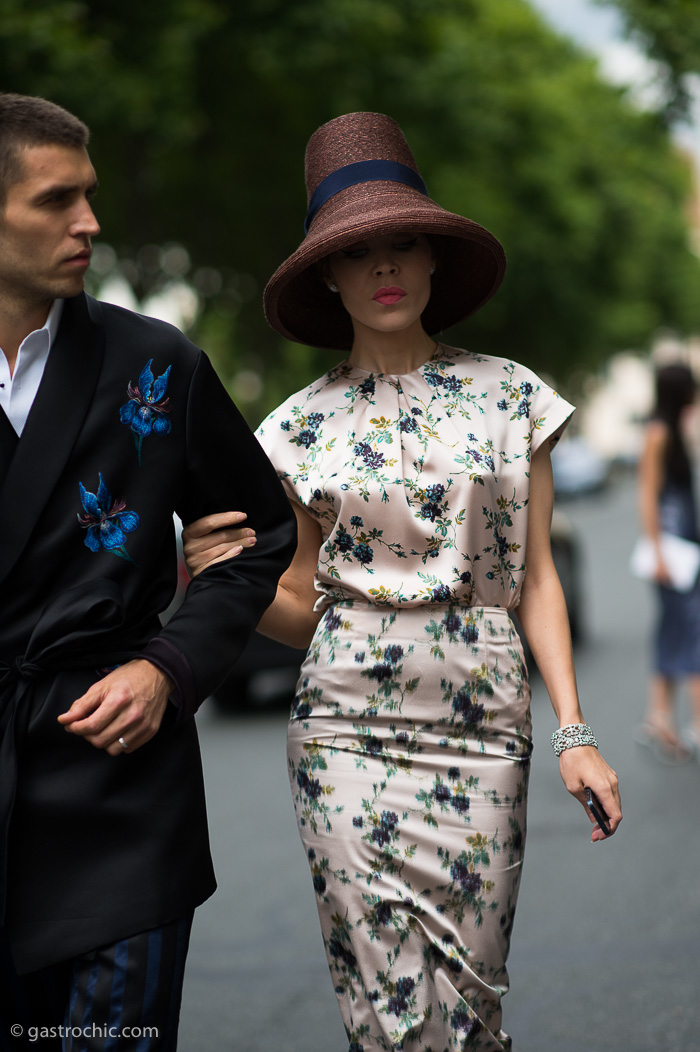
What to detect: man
<box><xmin>0</xmin><ymin>94</ymin><xmax>296</xmax><ymax>1048</ymax></box>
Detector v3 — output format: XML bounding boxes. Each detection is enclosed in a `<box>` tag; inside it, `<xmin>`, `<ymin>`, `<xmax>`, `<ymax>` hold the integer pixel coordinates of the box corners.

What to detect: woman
<box><xmin>185</xmin><ymin>113</ymin><xmax>621</xmax><ymax>1051</ymax></box>
<box><xmin>635</xmin><ymin>362</ymin><xmax>700</xmax><ymax>762</ymax></box>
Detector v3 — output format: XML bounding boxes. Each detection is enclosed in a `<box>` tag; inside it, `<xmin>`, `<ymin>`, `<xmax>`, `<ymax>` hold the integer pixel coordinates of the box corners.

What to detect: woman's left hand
<box><xmin>182</xmin><ymin>511</ymin><xmax>256</xmax><ymax>577</ymax></box>
<box><xmin>558</xmin><ymin>746</ymin><xmax>622</xmax><ymax>842</ymax></box>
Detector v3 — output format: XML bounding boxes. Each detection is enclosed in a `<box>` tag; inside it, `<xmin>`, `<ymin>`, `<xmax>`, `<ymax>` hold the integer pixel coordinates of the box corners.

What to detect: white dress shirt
<box><xmin>0</xmin><ymin>299</ymin><xmax>64</xmax><ymax>436</ymax></box>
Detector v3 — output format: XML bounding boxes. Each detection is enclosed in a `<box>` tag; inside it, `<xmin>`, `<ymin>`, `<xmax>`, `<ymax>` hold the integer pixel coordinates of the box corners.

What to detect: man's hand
<box><xmin>57</xmin><ymin>659</ymin><xmax>174</xmax><ymax>756</ymax></box>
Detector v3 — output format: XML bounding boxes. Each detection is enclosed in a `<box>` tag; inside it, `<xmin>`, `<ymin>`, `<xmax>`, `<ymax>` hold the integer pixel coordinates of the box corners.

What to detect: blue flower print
<box><xmin>452</xmin><ymin>689</ymin><xmax>486</xmax><ymax>725</ymax></box>
<box><xmin>78</xmin><ymin>473</ymin><xmax>139</xmax><ymax>564</ymax></box>
<box><xmin>450</xmin><ymin>1006</ymin><xmax>482</xmax><ymax>1039</ymax></box>
<box><xmin>425</xmin><ymin>484</ymin><xmax>445</xmax><ymax>503</ymax></box>
<box><xmin>336</xmin><ymin>529</ymin><xmax>354</xmax><ymax>553</ymax></box>
<box><xmin>421</xmin><ymin>502</ymin><xmax>441</xmax><ymax>522</ymax></box>
<box><xmin>388</xmin><ymin>976</ymin><xmax>416</xmax><ymax>1017</ymax></box>
<box><xmin>368</xmin><ymin>662</ymin><xmax>393</xmax><ymax>683</ymax></box>
<box><xmin>353</xmin><ymin>441</ymin><xmax>385</xmax><ymax>470</ymax></box>
<box><xmin>297</xmin><ymin>429</ymin><xmax>317</xmax><ymax>448</ymax></box>
<box><xmin>450</xmin><ymin>859</ymin><xmax>483</xmax><ymax>894</ymax></box>
<box><xmin>461</xmin><ymin>618</ymin><xmax>479</xmax><ymax>644</ymax></box>
<box><xmin>120</xmin><ymin>359</ymin><xmax>172</xmax><ymax>465</ymax></box>
<box><xmin>354</xmin><ymin>541</ymin><xmax>374</xmax><ymax>565</ymax></box>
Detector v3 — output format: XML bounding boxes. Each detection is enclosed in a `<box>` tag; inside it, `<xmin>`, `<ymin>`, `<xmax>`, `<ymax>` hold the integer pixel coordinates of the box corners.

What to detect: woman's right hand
<box><xmin>654</xmin><ymin>552</ymin><xmax>673</xmax><ymax>587</ymax></box>
<box><xmin>182</xmin><ymin>511</ymin><xmax>256</xmax><ymax>577</ymax></box>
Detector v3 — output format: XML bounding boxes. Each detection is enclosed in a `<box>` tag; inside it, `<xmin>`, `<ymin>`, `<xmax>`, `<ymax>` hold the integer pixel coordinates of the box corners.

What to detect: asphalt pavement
<box><xmin>179</xmin><ymin>473</ymin><xmax>700</xmax><ymax>1052</ymax></box>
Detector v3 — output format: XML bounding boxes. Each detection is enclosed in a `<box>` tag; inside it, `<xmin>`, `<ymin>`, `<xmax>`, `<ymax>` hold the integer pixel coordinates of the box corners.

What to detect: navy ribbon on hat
<box><xmin>304</xmin><ymin>160</ymin><xmax>429</xmax><ymax>233</ymax></box>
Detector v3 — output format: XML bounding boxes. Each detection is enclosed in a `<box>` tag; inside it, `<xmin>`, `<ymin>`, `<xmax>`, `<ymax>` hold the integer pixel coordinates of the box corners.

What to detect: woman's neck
<box><xmin>346</xmin><ymin>322</ymin><xmax>437</xmax><ymax>376</ymax></box>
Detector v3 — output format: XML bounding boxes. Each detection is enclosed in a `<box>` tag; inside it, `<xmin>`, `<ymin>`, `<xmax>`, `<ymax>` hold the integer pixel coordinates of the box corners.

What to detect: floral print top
<box><xmin>257</xmin><ymin>344</ymin><xmax>574</xmax><ymax>611</ymax></box>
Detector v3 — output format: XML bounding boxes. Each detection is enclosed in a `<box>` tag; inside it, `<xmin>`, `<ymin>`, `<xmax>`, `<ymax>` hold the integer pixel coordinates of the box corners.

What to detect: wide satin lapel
<box><xmin>0</xmin><ymin>293</ymin><xmax>104</xmax><ymax>587</ymax></box>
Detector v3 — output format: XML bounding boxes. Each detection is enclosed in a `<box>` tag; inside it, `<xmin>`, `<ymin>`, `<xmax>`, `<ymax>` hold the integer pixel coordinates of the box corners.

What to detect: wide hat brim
<box><xmin>264</xmin><ymin>113</ymin><xmax>506</xmax><ymax>350</ymax></box>
<box><xmin>264</xmin><ymin>186</ymin><xmax>505</xmax><ymax>350</ymax></box>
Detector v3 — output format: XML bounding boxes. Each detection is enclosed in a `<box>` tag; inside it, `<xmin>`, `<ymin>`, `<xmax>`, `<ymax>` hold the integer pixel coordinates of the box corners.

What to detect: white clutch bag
<box><xmin>630</xmin><ymin>532</ymin><xmax>700</xmax><ymax>592</ymax></box>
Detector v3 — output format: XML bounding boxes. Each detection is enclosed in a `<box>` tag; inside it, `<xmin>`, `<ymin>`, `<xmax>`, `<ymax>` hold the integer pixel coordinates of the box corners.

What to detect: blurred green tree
<box><xmin>2</xmin><ymin>0</ymin><xmax>698</xmax><ymax>420</ymax></box>
<box><xmin>597</xmin><ymin>0</ymin><xmax>700</xmax><ymax>120</ymax></box>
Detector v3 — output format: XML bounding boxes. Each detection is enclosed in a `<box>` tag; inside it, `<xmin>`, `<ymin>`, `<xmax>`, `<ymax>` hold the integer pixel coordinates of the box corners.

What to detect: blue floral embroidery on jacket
<box><xmin>120</xmin><ymin>359</ymin><xmax>172</xmax><ymax>464</ymax></box>
<box><xmin>78</xmin><ymin>472</ymin><xmax>139</xmax><ymax>563</ymax></box>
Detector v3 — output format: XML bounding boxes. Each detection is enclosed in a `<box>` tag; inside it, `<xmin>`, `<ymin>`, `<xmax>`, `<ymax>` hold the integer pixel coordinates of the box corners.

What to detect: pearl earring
<box><xmin>429</xmin><ymin>264</ymin><xmax>436</xmax><ymax>276</ymax></box>
<box><xmin>328</xmin><ymin>283</ymin><xmax>339</xmax><ymax>293</ymax></box>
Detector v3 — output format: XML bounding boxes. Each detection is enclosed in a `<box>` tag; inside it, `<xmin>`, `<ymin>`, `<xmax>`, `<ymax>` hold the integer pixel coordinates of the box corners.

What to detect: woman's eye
<box><xmin>341</xmin><ymin>248</ymin><xmax>367</xmax><ymax>260</ymax></box>
<box><xmin>395</xmin><ymin>238</ymin><xmax>418</xmax><ymax>251</ymax></box>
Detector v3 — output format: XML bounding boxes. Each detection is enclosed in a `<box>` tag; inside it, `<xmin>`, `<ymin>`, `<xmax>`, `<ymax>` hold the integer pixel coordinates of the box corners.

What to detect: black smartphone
<box><xmin>584</xmin><ymin>786</ymin><xmax>611</xmax><ymax>837</ymax></box>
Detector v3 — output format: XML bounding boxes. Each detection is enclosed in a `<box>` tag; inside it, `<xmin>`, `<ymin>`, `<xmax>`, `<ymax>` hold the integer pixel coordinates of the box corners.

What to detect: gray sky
<box><xmin>530</xmin><ymin>0</ymin><xmax>624</xmax><ymax>49</ymax></box>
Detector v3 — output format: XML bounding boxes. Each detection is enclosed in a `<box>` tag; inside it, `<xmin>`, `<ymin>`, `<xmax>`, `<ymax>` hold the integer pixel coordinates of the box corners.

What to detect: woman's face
<box><xmin>326</xmin><ymin>232</ymin><xmax>434</xmax><ymax>338</ymax></box>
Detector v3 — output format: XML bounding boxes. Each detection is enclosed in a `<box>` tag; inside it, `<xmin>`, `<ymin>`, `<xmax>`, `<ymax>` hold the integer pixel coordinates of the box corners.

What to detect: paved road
<box><xmin>179</xmin><ymin>474</ymin><xmax>700</xmax><ymax>1051</ymax></box>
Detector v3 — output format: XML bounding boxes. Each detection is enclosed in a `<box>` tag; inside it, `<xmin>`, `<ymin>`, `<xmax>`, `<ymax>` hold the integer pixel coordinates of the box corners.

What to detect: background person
<box><xmin>635</xmin><ymin>362</ymin><xmax>700</xmax><ymax>761</ymax></box>
<box><xmin>185</xmin><ymin>112</ymin><xmax>621</xmax><ymax>1052</ymax></box>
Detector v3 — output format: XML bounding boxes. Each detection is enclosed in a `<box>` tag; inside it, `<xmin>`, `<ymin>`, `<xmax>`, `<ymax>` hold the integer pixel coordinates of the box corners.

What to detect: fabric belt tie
<box><xmin>0</xmin><ymin>578</ymin><xmax>155</xmax><ymax>922</ymax></box>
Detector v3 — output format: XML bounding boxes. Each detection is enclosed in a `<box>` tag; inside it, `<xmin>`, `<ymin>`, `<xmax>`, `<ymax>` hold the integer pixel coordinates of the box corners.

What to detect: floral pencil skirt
<box><xmin>287</xmin><ymin>602</ymin><xmax>532</xmax><ymax>1052</ymax></box>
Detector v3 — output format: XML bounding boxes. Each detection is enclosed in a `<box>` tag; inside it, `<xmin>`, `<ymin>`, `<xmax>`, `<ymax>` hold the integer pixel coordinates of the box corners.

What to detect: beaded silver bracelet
<box><xmin>551</xmin><ymin>723</ymin><xmax>598</xmax><ymax>756</ymax></box>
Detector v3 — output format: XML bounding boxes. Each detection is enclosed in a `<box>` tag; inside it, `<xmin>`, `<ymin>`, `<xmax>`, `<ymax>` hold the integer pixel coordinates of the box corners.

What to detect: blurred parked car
<box><xmin>207</xmin><ymin>508</ymin><xmax>584</xmax><ymax>712</ymax></box>
<box><xmin>552</xmin><ymin>436</ymin><xmax>609</xmax><ymax>498</ymax></box>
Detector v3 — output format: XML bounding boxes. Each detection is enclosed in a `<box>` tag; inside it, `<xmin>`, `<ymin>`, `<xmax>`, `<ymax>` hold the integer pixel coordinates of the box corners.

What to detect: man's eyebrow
<box><xmin>32</xmin><ymin>179</ymin><xmax>99</xmax><ymax>202</ymax></box>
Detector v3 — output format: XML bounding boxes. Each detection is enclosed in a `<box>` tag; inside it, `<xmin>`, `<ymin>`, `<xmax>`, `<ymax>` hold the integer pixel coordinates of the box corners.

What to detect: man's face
<box><xmin>0</xmin><ymin>143</ymin><xmax>100</xmax><ymax>313</ymax></box>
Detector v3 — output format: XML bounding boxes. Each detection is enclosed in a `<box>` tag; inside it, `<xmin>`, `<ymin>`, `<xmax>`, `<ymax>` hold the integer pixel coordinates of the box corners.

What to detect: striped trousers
<box><xmin>1</xmin><ymin>914</ymin><xmax>193</xmax><ymax>1051</ymax></box>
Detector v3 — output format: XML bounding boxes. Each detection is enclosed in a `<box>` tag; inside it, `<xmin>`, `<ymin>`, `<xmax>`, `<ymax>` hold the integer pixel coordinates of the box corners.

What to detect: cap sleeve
<box><xmin>527</xmin><ymin>372</ymin><xmax>575</xmax><ymax>455</ymax></box>
<box><xmin>255</xmin><ymin>398</ymin><xmax>315</xmax><ymax>513</ymax></box>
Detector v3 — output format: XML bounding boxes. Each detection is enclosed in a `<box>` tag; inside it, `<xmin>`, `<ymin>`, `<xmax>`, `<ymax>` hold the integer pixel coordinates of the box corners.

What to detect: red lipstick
<box><xmin>373</xmin><ymin>286</ymin><xmax>406</xmax><ymax>306</ymax></box>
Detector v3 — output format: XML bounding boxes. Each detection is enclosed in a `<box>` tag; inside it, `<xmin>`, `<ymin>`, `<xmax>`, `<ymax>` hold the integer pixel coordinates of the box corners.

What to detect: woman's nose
<box><xmin>373</xmin><ymin>252</ymin><xmax>398</xmax><ymax>276</ymax></box>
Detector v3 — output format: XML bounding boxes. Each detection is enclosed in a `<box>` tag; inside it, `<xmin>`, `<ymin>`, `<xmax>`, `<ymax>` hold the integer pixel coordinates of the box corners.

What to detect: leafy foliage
<box><xmin>2</xmin><ymin>0</ymin><xmax>699</xmax><ymax>420</ymax></box>
<box><xmin>597</xmin><ymin>0</ymin><xmax>700</xmax><ymax>120</ymax></box>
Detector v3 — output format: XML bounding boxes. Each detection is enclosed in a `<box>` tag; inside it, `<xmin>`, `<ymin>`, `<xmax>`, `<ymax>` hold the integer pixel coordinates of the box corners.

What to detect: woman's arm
<box><xmin>638</xmin><ymin>420</ymin><xmax>671</xmax><ymax>583</ymax></box>
<box><xmin>516</xmin><ymin>440</ymin><xmax>622</xmax><ymax>841</ymax></box>
<box><xmin>256</xmin><ymin>502</ymin><xmax>323</xmax><ymax>648</ymax></box>
<box><xmin>183</xmin><ymin>502</ymin><xmax>323</xmax><ymax>650</ymax></box>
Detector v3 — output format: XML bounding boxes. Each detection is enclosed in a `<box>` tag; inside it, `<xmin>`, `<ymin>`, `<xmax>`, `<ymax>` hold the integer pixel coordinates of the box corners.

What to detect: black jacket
<box><xmin>0</xmin><ymin>292</ymin><xmax>296</xmax><ymax>973</ymax></box>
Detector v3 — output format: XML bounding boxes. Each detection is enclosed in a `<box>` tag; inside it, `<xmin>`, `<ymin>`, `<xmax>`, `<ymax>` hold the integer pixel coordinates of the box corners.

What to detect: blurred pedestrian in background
<box><xmin>184</xmin><ymin>111</ymin><xmax>622</xmax><ymax>1052</ymax></box>
<box><xmin>635</xmin><ymin>362</ymin><xmax>700</xmax><ymax>762</ymax></box>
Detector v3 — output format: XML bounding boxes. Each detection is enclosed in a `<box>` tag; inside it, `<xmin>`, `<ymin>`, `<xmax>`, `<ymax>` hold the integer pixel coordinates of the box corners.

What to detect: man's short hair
<box><xmin>0</xmin><ymin>93</ymin><xmax>90</xmax><ymax>204</ymax></box>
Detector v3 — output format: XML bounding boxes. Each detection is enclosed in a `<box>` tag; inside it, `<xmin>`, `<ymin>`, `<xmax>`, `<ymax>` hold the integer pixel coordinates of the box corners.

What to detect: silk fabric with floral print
<box><xmin>257</xmin><ymin>346</ymin><xmax>573</xmax><ymax>1051</ymax></box>
<box><xmin>257</xmin><ymin>345</ymin><xmax>573</xmax><ymax>613</ymax></box>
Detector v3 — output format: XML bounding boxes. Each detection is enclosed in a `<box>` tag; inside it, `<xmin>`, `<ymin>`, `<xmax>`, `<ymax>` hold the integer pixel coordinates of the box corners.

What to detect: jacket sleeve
<box><xmin>142</xmin><ymin>351</ymin><xmax>297</xmax><ymax>718</ymax></box>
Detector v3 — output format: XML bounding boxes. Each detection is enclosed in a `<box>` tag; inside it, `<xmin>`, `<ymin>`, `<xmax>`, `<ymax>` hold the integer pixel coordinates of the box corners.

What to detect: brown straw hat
<box><xmin>263</xmin><ymin>112</ymin><xmax>506</xmax><ymax>350</ymax></box>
